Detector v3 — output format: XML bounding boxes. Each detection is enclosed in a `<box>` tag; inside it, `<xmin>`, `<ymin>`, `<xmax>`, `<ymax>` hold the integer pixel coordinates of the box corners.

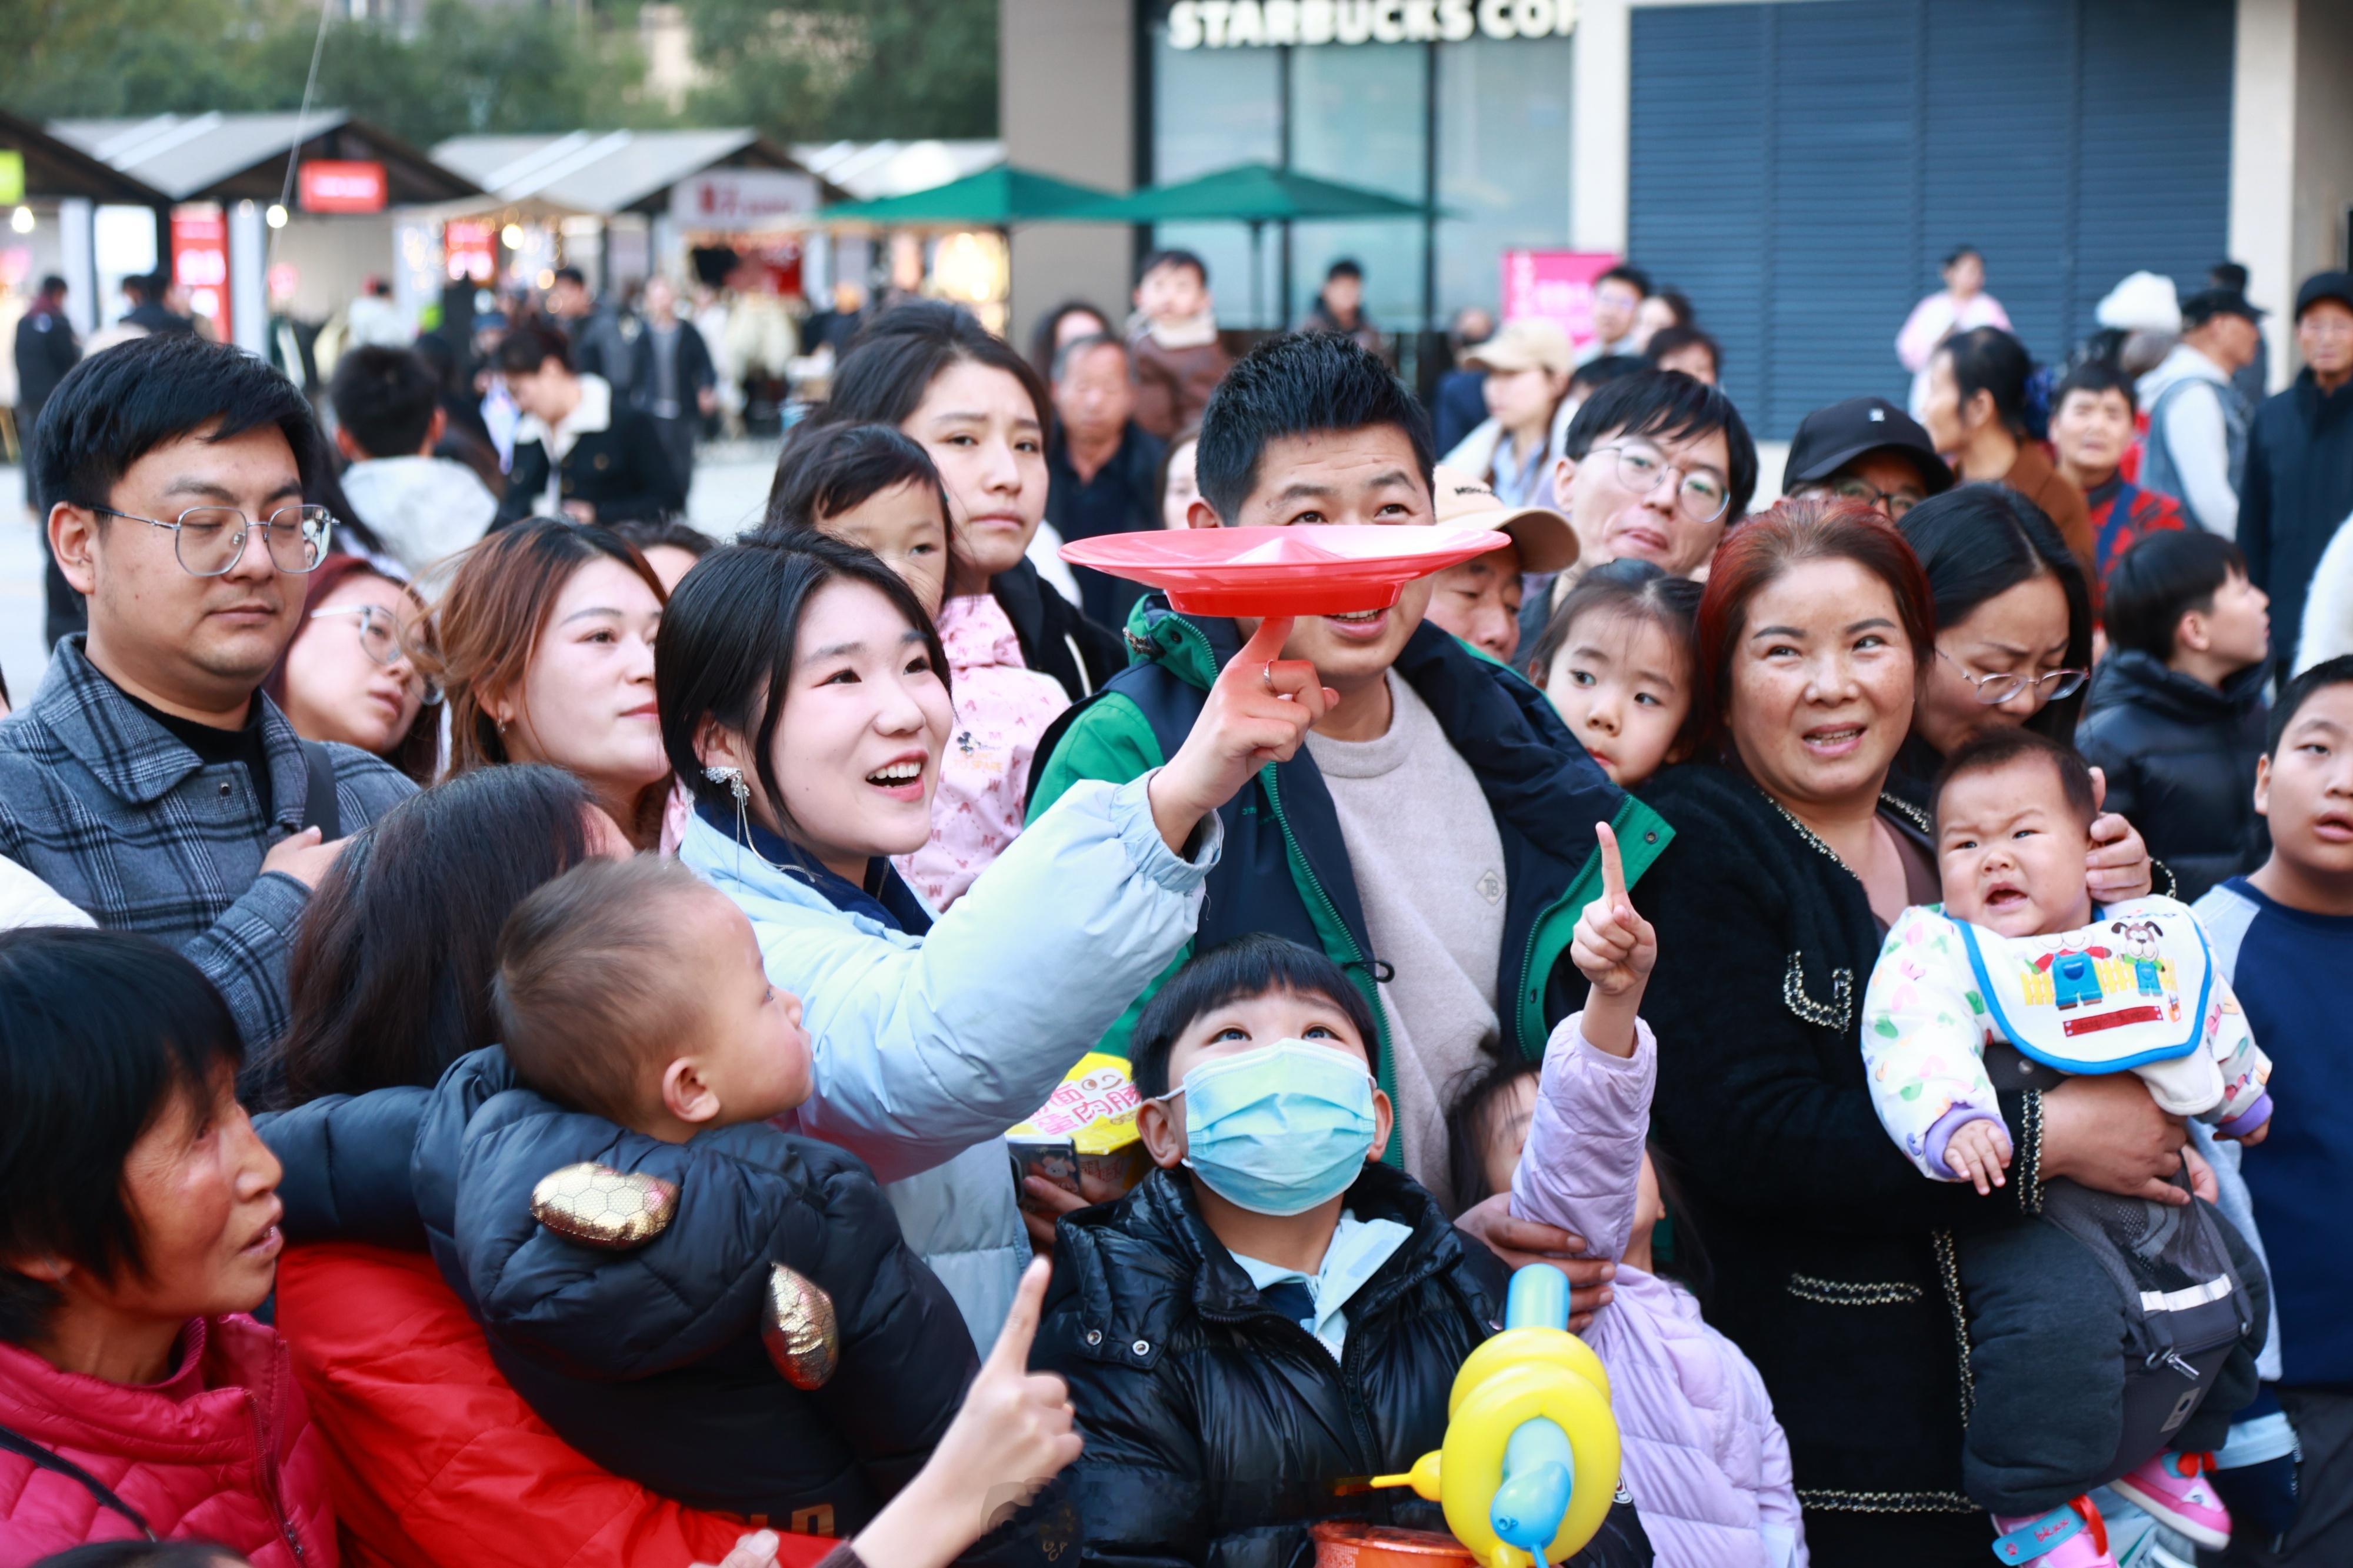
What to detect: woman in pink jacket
<box><xmin>1508</xmin><ymin>826</ymin><xmax>1807</xmax><ymax>1568</ymax></box>
<box><xmin>0</xmin><ymin>929</ymin><xmax>333</xmax><ymax>1568</ymax></box>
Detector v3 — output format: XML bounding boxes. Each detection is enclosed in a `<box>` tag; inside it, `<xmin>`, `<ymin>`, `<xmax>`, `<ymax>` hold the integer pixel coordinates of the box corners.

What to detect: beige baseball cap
<box><xmin>1431</xmin><ymin>463</ymin><xmax>1579</xmax><ymax>575</ymax></box>
<box><xmin>1460</xmin><ymin>318</ymin><xmax>1575</xmax><ymax>376</ymax></box>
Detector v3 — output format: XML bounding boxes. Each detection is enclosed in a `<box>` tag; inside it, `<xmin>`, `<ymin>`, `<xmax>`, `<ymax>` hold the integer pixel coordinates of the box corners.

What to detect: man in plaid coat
<box><xmin>2</xmin><ymin>335</ymin><xmax>414</xmax><ymax>1067</ymax></box>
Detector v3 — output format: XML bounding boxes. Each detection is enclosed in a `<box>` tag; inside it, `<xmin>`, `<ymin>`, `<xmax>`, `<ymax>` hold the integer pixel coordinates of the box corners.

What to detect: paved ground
<box><xmin>0</xmin><ymin>442</ymin><xmax>783</xmax><ymax>709</ymax></box>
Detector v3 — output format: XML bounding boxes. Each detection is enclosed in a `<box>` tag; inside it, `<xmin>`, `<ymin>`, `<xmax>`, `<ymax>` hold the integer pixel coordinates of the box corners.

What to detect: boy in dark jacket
<box><xmin>2079</xmin><ymin>531</ymin><xmax>2273</xmax><ymax>901</ymax></box>
<box><xmin>1015</xmin><ymin>933</ymin><xmax>1649</xmax><ymax>1568</ymax></box>
<box><xmin>422</xmin><ymin>854</ymin><xmax>974</xmax><ymax>1531</ymax></box>
<box><xmin>493</xmin><ymin>323</ymin><xmax>686</xmax><ymax>527</ymax></box>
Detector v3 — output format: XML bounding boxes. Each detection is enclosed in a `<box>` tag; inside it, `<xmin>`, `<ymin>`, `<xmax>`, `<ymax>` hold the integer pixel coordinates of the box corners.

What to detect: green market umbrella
<box><xmin>818</xmin><ymin>164</ymin><xmax>1120</xmax><ymax>226</ymax></box>
<box><xmin>1069</xmin><ymin>162</ymin><xmax>1437</xmax><ymax>324</ymax></box>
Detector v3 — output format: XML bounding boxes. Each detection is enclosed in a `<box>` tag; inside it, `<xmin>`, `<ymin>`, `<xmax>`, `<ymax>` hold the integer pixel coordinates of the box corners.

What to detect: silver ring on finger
<box><xmin>1262</xmin><ymin>660</ymin><xmax>1277</xmax><ymax>693</ymax></box>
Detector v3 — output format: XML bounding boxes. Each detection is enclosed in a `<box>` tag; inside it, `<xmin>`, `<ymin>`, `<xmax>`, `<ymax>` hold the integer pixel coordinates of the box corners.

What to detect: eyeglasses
<box><xmin>1938</xmin><ymin>648</ymin><xmax>2088</xmax><ymax>705</ymax></box>
<box><xmin>310</xmin><ymin>603</ymin><xmax>443</xmax><ymax>704</ymax></box>
<box><xmin>1814</xmin><ymin>478</ymin><xmax>1927</xmax><ymax>519</ymax></box>
<box><xmin>1591</xmin><ymin>442</ymin><xmax>1731</xmax><ymax>523</ymax></box>
<box><xmin>96</xmin><ymin>505</ymin><xmax>333</xmax><ymax>577</ymax></box>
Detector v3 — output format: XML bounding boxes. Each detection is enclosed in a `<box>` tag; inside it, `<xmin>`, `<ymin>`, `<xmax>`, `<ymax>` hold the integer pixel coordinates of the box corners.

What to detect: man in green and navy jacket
<box><xmin>1025</xmin><ymin>331</ymin><xmax>1671</xmax><ymax>1282</ymax></box>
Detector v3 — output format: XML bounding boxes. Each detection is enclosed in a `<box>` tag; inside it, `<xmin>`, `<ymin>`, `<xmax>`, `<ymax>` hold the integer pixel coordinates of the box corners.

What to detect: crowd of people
<box><xmin>1</xmin><ymin>236</ymin><xmax>2352</xmax><ymax>1568</ymax></box>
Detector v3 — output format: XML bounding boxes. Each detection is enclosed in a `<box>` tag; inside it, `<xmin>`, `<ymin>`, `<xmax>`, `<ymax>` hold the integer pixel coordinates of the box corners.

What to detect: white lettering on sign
<box><xmin>668</xmin><ymin>169</ymin><xmax>819</xmax><ymax>227</ymax></box>
<box><xmin>1168</xmin><ymin>0</ymin><xmax>1567</xmax><ymax>45</ymax></box>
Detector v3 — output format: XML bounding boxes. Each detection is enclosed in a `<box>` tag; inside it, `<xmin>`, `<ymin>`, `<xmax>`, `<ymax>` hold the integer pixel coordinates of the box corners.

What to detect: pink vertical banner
<box><xmin>1502</xmin><ymin>249</ymin><xmax>1622</xmax><ymax>351</ymax></box>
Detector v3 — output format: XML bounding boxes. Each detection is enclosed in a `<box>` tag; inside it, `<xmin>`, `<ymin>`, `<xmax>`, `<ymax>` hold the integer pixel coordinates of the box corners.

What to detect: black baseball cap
<box><xmin>2296</xmin><ymin>271</ymin><xmax>2353</xmax><ymax>320</ymax></box>
<box><xmin>2180</xmin><ymin>288</ymin><xmax>2265</xmax><ymax>327</ymax></box>
<box><xmin>1784</xmin><ymin>396</ymin><xmax>1954</xmax><ymax>494</ymax></box>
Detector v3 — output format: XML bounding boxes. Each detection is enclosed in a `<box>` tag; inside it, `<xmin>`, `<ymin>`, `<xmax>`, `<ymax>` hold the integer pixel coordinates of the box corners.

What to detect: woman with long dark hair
<box><xmin>805</xmin><ymin>300</ymin><xmax>1122</xmax><ymax>700</ymax></box>
<box><xmin>659</xmin><ymin>529</ymin><xmax>1322</xmax><ymax>1341</ymax></box>
<box><xmin>1919</xmin><ymin>325</ymin><xmax>2092</xmax><ymax>573</ymax></box>
<box><xmin>1894</xmin><ymin>483</ymin><xmax>2158</xmax><ymax>900</ymax></box>
<box><xmin>1632</xmin><ymin>498</ymin><xmax>2197</xmax><ymax>1565</ymax></box>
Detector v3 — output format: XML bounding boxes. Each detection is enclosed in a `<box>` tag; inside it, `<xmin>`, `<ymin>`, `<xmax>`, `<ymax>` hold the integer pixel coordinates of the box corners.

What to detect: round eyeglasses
<box><xmin>1591</xmin><ymin>442</ymin><xmax>1731</xmax><ymax>523</ymax></box>
<box><xmin>96</xmin><ymin>505</ymin><xmax>332</xmax><ymax>577</ymax></box>
<box><xmin>1819</xmin><ymin>477</ymin><xmax>1927</xmax><ymax>519</ymax></box>
<box><xmin>309</xmin><ymin>603</ymin><xmax>442</xmax><ymax>704</ymax></box>
<box><xmin>1939</xmin><ymin>649</ymin><xmax>2088</xmax><ymax>706</ymax></box>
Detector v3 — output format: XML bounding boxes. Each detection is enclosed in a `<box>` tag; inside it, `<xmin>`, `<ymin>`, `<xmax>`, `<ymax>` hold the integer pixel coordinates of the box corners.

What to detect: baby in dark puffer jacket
<box><xmin>428</xmin><ymin>854</ymin><xmax>975</xmax><ymax>1533</ymax></box>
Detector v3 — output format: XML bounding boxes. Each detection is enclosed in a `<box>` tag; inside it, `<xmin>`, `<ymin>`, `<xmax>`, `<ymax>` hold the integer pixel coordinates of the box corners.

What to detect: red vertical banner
<box><xmin>171</xmin><ymin>204</ymin><xmax>231</xmax><ymax>340</ymax></box>
<box><xmin>1501</xmin><ymin>249</ymin><xmax>1622</xmax><ymax>352</ymax></box>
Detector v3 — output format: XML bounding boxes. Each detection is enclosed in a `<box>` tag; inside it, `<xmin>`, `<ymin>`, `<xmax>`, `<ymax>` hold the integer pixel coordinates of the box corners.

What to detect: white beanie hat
<box><xmin>2096</xmin><ymin>271</ymin><xmax>2182</xmax><ymax>333</ymax></box>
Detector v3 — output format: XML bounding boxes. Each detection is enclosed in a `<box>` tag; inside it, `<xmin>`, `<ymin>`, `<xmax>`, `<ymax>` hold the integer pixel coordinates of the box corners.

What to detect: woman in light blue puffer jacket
<box><xmin>661</xmin><ymin>532</ymin><xmax>1324</xmax><ymax>1345</ymax></box>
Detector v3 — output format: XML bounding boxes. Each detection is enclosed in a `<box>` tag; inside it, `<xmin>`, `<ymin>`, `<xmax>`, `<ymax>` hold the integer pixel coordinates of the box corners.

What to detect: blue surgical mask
<box><xmin>1164</xmin><ymin>1039</ymin><xmax>1378</xmax><ymax>1216</ymax></box>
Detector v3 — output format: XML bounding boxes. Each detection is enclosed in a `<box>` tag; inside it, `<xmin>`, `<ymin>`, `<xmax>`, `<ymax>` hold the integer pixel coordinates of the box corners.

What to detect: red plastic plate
<box><xmin>1059</xmin><ymin>525</ymin><xmax>1512</xmax><ymax>616</ymax></box>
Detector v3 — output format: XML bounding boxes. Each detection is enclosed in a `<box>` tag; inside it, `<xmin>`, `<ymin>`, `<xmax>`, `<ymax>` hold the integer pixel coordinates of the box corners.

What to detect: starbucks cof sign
<box><xmin>1166</xmin><ymin>0</ymin><xmax>1577</xmax><ymax>48</ymax></box>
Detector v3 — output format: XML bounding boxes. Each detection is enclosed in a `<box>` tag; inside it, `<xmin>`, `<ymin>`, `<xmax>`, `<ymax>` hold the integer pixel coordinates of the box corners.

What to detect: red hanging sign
<box><xmin>299</xmin><ymin>161</ymin><xmax>389</xmax><ymax>214</ymax></box>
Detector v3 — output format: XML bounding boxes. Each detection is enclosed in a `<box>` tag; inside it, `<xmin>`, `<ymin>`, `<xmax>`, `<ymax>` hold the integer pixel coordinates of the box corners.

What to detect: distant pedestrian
<box><xmin>1577</xmin><ymin>263</ymin><xmax>1651</xmax><ymax>365</ymax></box>
<box><xmin>1028</xmin><ymin>299</ymin><xmax>1111</xmax><ymax>381</ymax></box>
<box><xmin>1440</xmin><ymin>318</ymin><xmax>1576</xmax><ymax>508</ymax></box>
<box><xmin>545</xmin><ymin>266</ymin><xmax>632</xmax><ymax>397</ymax></box>
<box><xmin>329</xmin><ymin>346</ymin><xmax>498</xmax><ymax>576</ymax></box>
<box><xmin>1431</xmin><ymin>304</ymin><xmax>1496</xmax><ymax>455</ymax></box>
<box><xmin>118</xmin><ymin>273</ymin><xmax>195</xmax><ymax>338</ymax></box>
<box><xmin>1919</xmin><ymin>325</ymin><xmax>2092</xmax><ymax>575</ymax></box>
<box><xmin>14</xmin><ymin>276</ymin><xmax>83</xmax><ymax>649</ymax></box>
<box><xmin>1300</xmin><ymin>257</ymin><xmax>1384</xmax><ymax>359</ymax></box>
<box><xmin>2047</xmin><ymin>361</ymin><xmax>2188</xmax><ymax>613</ymax></box>
<box><xmin>1644</xmin><ymin>324</ymin><xmax>1720</xmax><ymax>385</ymax></box>
<box><xmin>1045</xmin><ymin>333</ymin><xmax>1166</xmax><ymax>628</ymax></box>
<box><xmin>1631</xmin><ymin>286</ymin><xmax>1693</xmax><ymax>353</ymax></box>
<box><xmin>343</xmin><ymin>275</ymin><xmax>408</xmax><ymax>350</ymax></box>
<box><xmin>1128</xmin><ymin>249</ymin><xmax>1231</xmax><ymax>442</ymax></box>
<box><xmin>2140</xmin><ymin>288</ymin><xmax>2266</xmax><ymax>538</ymax></box>
<box><xmin>2212</xmin><ymin>261</ymin><xmax>2269</xmax><ymax>415</ymax></box>
<box><xmin>626</xmin><ymin>275</ymin><xmax>716</xmax><ymax>493</ymax></box>
<box><xmin>1897</xmin><ymin>244</ymin><xmax>2010</xmax><ymax>419</ymax></box>
<box><xmin>2243</xmin><ymin>272</ymin><xmax>2353</xmax><ymax>672</ymax></box>
<box><xmin>491</xmin><ymin>326</ymin><xmax>684</xmax><ymax>529</ymax></box>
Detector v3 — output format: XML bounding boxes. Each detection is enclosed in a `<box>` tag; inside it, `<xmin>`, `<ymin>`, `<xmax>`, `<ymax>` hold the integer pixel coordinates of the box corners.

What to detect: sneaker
<box><xmin>2111</xmin><ymin>1450</ymin><xmax>2232</xmax><ymax>1551</ymax></box>
<box><xmin>1991</xmin><ymin>1497</ymin><xmax>2119</xmax><ymax>1566</ymax></box>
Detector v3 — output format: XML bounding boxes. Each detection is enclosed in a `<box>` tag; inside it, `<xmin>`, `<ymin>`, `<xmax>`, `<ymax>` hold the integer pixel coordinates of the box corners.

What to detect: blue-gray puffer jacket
<box><xmin>263</xmin><ymin>1047</ymin><xmax>976</xmax><ymax>1530</ymax></box>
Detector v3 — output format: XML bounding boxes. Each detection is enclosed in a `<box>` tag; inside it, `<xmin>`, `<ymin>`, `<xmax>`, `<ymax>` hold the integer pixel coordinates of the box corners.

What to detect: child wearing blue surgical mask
<box><xmin>1002</xmin><ymin>933</ymin><xmax>1653</xmax><ymax>1567</ymax></box>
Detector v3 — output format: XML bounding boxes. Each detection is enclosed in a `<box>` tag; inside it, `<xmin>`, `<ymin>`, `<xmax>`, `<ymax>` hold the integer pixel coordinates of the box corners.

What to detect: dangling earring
<box><xmin>704</xmin><ymin>763</ymin><xmax>785</xmax><ymax>875</ymax></box>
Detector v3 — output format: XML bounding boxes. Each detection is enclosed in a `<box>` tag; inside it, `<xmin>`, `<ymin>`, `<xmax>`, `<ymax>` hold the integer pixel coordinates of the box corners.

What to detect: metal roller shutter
<box><xmin>1629</xmin><ymin>0</ymin><xmax>2235</xmax><ymax>439</ymax></box>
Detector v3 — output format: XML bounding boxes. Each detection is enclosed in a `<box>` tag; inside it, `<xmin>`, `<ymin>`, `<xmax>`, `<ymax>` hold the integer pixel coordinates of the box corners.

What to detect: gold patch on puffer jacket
<box><xmin>763</xmin><ymin>1263</ymin><xmax>839</xmax><ymax>1389</ymax></box>
<box><xmin>529</xmin><ymin>1162</ymin><xmax>680</xmax><ymax>1249</ymax></box>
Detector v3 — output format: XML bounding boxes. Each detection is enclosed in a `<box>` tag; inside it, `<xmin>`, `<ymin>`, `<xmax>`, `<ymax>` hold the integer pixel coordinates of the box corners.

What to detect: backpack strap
<box><xmin>0</xmin><ymin>1420</ymin><xmax>156</xmax><ymax>1539</ymax></box>
<box><xmin>299</xmin><ymin>739</ymin><xmax>342</xmax><ymax>840</ymax></box>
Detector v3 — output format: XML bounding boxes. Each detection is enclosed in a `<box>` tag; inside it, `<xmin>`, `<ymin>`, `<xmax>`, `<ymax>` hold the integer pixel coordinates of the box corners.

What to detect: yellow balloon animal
<box><xmin>1370</xmin><ymin>1265</ymin><xmax>1620</xmax><ymax>1568</ymax></box>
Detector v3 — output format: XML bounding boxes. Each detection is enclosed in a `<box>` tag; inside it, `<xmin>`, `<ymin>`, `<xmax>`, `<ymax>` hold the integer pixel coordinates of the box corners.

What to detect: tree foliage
<box><xmin>0</xmin><ymin>0</ymin><xmax>995</xmax><ymax>148</ymax></box>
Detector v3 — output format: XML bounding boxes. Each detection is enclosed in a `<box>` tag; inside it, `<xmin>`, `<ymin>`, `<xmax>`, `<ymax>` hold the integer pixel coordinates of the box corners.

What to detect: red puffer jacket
<box><xmin>275</xmin><ymin>1242</ymin><xmax>840</xmax><ymax>1568</ymax></box>
<box><xmin>0</xmin><ymin>1313</ymin><xmax>335</xmax><ymax>1567</ymax></box>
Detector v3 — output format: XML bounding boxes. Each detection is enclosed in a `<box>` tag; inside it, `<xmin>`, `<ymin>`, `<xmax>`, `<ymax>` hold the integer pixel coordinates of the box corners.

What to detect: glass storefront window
<box><xmin>1287</xmin><ymin>41</ymin><xmax>1427</xmax><ymax>334</ymax></box>
<box><xmin>1152</xmin><ymin>30</ymin><xmax>1282</xmax><ymax>326</ymax></box>
<box><xmin>1436</xmin><ymin>32</ymin><xmax>1573</xmax><ymax>320</ymax></box>
<box><xmin>1143</xmin><ymin>6</ymin><xmax>1575</xmax><ymax>337</ymax></box>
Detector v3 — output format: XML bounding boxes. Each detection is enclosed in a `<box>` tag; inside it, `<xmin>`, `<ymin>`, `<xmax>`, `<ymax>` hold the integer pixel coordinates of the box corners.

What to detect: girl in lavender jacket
<box><xmin>1509</xmin><ymin>824</ymin><xmax>1808</xmax><ymax>1568</ymax></box>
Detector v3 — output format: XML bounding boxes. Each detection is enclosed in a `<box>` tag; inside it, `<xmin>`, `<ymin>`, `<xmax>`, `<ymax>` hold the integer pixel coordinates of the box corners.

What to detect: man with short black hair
<box><xmin>492</xmin><ymin>326</ymin><xmax>684</xmax><ymax>528</ymax></box>
<box><xmin>3</xmin><ymin>335</ymin><xmax>414</xmax><ymax>1055</ymax></box>
<box><xmin>1032</xmin><ymin>330</ymin><xmax>1668</xmax><ymax>1260</ymax></box>
<box><xmin>15</xmin><ymin>275</ymin><xmax>84</xmax><ymax>649</ymax></box>
<box><xmin>545</xmin><ymin>264</ymin><xmax>632</xmax><ymax>395</ymax></box>
<box><xmin>119</xmin><ymin>273</ymin><xmax>195</xmax><ymax>337</ymax></box>
<box><xmin>2141</xmin><ymin>287</ymin><xmax>2267</xmax><ymax>537</ymax></box>
<box><xmin>1045</xmin><ymin>333</ymin><xmax>1166</xmax><ymax>627</ymax></box>
<box><xmin>2242</xmin><ymin>271</ymin><xmax>2353</xmax><ymax>675</ymax></box>
<box><xmin>1644</xmin><ymin>323</ymin><xmax>1719</xmax><ymax>385</ymax></box>
<box><xmin>2048</xmin><ymin>361</ymin><xmax>2189</xmax><ymax>609</ymax></box>
<box><xmin>1301</xmin><ymin>257</ymin><xmax>1383</xmax><ymax>359</ymax></box>
<box><xmin>1577</xmin><ymin>263</ymin><xmax>1651</xmax><ymax>365</ymax></box>
<box><xmin>329</xmin><ymin>345</ymin><xmax>499</xmax><ymax>574</ymax></box>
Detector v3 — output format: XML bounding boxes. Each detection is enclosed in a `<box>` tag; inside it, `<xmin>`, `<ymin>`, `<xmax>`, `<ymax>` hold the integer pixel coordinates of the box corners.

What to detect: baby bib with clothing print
<box><xmin>1863</xmin><ymin>896</ymin><xmax>2271</xmax><ymax>1181</ymax></box>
